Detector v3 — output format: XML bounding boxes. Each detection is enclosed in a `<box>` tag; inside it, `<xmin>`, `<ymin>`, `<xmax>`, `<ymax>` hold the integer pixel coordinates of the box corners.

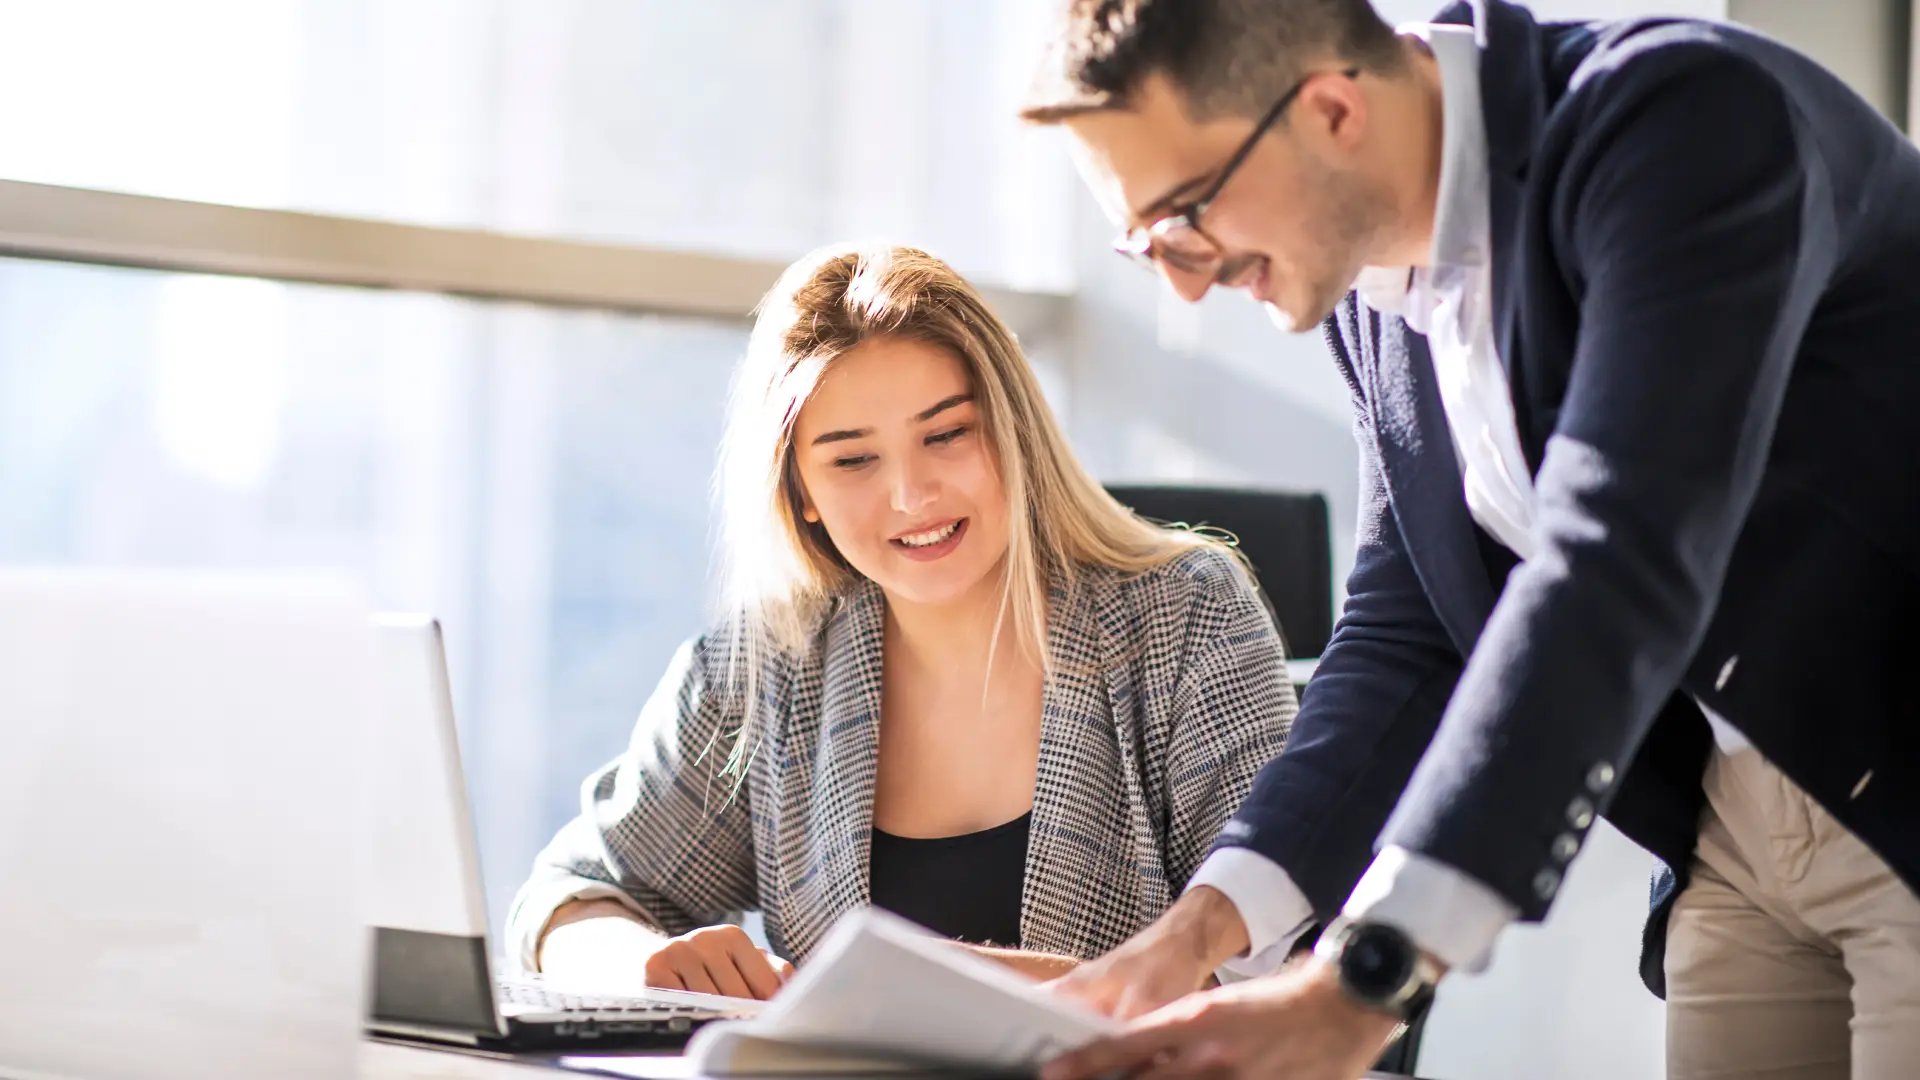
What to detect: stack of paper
<box><xmin>681</xmin><ymin>907</ymin><xmax>1121</xmax><ymax>1075</ymax></box>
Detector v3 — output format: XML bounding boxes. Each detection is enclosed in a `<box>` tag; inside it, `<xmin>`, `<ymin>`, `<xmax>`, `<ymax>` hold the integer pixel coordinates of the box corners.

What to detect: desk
<box><xmin>364</xmin><ymin>1041</ymin><xmax>571</xmax><ymax>1080</ymax></box>
<box><xmin>362</xmin><ymin>1039</ymin><xmax>1427</xmax><ymax>1080</ymax></box>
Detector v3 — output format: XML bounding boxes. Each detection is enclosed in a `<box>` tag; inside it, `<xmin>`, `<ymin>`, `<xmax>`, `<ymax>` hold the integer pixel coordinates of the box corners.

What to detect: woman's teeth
<box><xmin>897</xmin><ymin>521</ymin><xmax>960</xmax><ymax>547</ymax></box>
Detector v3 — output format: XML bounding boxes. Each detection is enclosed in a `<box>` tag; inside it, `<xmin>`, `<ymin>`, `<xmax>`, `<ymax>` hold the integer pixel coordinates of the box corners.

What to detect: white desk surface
<box><xmin>363</xmin><ymin>1039</ymin><xmax>1422</xmax><ymax>1080</ymax></box>
<box><xmin>363</xmin><ymin>1040</ymin><xmax>971</xmax><ymax>1080</ymax></box>
<box><xmin>363</xmin><ymin>1040</ymin><xmax>572</xmax><ymax>1080</ymax></box>
<box><xmin>363</xmin><ymin>1041</ymin><xmax>862</xmax><ymax>1080</ymax></box>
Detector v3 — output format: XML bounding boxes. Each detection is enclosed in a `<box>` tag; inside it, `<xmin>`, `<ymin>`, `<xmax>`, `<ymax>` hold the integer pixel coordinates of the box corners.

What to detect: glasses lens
<box><xmin>1113</xmin><ymin>230</ymin><xmax>1157</xmax><ymax>269</ymax></box>
<box><xmin>1149</xmin><ymin>218</ymin><xmax>1219</xmax><ymax>274</ymax></box>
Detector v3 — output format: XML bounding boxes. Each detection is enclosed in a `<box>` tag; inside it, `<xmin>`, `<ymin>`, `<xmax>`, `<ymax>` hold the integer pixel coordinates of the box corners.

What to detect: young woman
<box><xmin>505</xmin><ymin>243</ymin><xmax>1297</xmax><ymax>998</ymax></box>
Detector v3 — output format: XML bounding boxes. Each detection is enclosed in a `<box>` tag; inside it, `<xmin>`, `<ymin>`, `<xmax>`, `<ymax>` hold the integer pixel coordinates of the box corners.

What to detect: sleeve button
<box><xmin>1552</xmin><ymin>833</ymin><xmax>1581</xmax><ymax>863</ymax></box>
<box><xmin>1586</xmin><ymin>763</ymin><xmax>1616</xmax><ymax>792</ymax></box>
<box><xmin>1533</xmin><ymin>868</ymin><xmax>1562</xmax><ymax>900</ymax></box>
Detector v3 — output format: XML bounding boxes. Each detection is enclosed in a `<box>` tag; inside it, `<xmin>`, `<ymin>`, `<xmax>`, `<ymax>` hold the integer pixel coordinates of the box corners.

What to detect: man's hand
<box><xmin>1042</xmin><ymin>955</ymin><xmax>1407</xmax><ymax>1080</ymax></box>
<box><xmin>1045</xmin><ymin>886</ymin><xmax>1250</xmax><ymax>1020</ymax></box>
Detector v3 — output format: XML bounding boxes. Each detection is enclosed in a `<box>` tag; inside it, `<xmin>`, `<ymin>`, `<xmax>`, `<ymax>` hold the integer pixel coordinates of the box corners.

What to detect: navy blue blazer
<box><xmin>1216</xmin><ymin>0</ymin><xmax>1920</xmax><ymax>995</ymax></box>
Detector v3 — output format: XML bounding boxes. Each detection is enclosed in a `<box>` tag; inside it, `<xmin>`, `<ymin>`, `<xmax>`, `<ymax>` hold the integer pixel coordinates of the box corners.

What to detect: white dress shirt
<box><xmin>1188</xmin><ymin>21</ymin><xmax>1750</xmax><ymax>978</ymax></box>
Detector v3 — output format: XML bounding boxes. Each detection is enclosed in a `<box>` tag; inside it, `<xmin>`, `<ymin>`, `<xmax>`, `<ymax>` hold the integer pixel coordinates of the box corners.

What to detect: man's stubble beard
<box><xmin>1291</xmin><ymin>158</ymin><xmax>1396</xmax><ymax>332</ymax></box>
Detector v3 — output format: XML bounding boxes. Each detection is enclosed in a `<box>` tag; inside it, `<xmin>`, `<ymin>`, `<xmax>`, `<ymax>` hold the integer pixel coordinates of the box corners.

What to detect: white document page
<box><xmin>681</xmin><ymin>907</ymin><xmax>1122</xmax><ymax>1073</ymax></box>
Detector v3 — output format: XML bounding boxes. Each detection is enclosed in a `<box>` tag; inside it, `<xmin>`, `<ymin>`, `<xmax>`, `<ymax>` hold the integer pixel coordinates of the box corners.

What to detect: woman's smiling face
<box><xmin>791</xmin><ymin>335</ymin><xmax>1011</xmax><ymax>608</ymax></box>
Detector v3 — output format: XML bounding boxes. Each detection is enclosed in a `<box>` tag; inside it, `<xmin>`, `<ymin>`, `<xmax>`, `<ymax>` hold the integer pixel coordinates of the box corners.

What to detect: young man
<box><xmin>1021</xmin><ymin>2</ymin><xmax>1920</xmax><ymax>1079</ymax></box>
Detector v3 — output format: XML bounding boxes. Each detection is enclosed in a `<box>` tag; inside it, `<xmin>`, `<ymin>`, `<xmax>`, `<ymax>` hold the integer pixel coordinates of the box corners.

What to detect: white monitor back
<box><xmin>365</xmin><ymin>615</ymin><xmax>489</xmax><ymax>939</ymax></box>
<box><xmin>0</xmin><ymin>570</ymin><xmax>373</xmax><ymax>1080</ymax></box>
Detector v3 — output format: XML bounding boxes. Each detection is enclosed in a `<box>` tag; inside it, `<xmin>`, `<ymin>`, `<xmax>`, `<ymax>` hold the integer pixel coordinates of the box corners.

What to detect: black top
<box><xmin>868</xmin><ymin>812</ymin><xmax>1030</xmax><ymax>948</ymax></box>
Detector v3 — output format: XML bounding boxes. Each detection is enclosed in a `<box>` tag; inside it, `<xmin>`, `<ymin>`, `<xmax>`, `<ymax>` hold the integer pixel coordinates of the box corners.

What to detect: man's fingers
<box><xmin>1046</xmin><ymin>970</ymin><xmax>1122</xmax><ymax>1015</ymax></box>
<box><xmin>1135</xmin><ymin>1040</ymin><xmax>1234</xmax><ymax>1080</ymax></box>
<box><xmin>1115</xmin><ymin>987</ymin><xmax>1167</xmax><ymax>1022</ymax></box>
<box><xmin>1042</xmin><ymin>1025</ymin><xmax>1189</xmax><ymax>1080</ymax></box>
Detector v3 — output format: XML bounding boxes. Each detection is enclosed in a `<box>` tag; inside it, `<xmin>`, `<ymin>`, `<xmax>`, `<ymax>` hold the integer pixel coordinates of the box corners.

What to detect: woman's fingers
<box><xmin>641</xmin><ymin>945</ymin><xmax>691</xmax><ymax>991</ymax></box>
<box><xmin>726</xmin><ymin>944</ymin><xmax>787</xmax><ymax>1000</ymax></box>
<box><xmin>644</xmin><ymin>924</ymin><xmax>791</xmax><ymax>999</ymax></box>
<box><xmin>646</xmin><ymin>939</ymin><xmax>722</xmax><ymax>994</ymax></box>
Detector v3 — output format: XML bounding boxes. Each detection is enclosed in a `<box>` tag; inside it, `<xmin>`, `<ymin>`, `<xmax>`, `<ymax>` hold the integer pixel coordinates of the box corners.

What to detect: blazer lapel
<box><xmin>773</xmin><ymin>582</ymin><xmax>886</xmax><ymax>954</ymax></box>
<box><xmin>1366</xmin><ymin>311</ymin><xmax>1499</xmax><ymax>654</ymax></box>
<box><xmin>1476</xmin><ymin>0</ymin><xmax>1556</xmax><ymax>472</ymax></box>
<box><xmin>1020</xmin><ymin>572</ymin><xmax>1136</xmax><ymax>959</ymax></box>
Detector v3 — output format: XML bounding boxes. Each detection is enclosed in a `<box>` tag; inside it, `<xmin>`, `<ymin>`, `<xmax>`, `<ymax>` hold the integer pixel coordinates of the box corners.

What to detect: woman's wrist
<box><xmin>536</xmin><ymin>897</ymin><xmax>662</xmax><ymax>972</ymax></box>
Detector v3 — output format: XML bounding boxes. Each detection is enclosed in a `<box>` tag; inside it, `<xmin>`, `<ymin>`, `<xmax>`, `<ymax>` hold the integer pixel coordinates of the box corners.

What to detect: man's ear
<box><xmin>1300</xmin><ymin>70</ymin><xmax>1368</xmax><ymax>154</ymax></box>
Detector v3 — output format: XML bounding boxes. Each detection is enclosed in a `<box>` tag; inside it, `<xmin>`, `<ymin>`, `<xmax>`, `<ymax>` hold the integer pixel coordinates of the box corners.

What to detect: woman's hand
<box><xmin>538</xmin><ymin>900</ymin><xmax>793</xmax><ymax>1000</ymax></box>
<box><xmin>644</xmin><ymin>924</ymin><xmax>795</xmax><ymax>999</ymax></box>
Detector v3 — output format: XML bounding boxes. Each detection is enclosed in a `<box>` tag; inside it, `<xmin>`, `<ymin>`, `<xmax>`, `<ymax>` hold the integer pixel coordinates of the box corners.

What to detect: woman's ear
<box><xmin>787</xmin><ymin>459</ymin><xmax>821</xmax><ymax>524</ymax></box>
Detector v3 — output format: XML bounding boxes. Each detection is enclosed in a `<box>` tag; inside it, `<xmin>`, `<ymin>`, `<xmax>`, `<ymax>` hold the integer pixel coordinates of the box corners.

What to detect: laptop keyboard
<box><xmin>496</xmin><ymin>975</ymin><xmax>723</xmax><ymax>1015</ymax></box>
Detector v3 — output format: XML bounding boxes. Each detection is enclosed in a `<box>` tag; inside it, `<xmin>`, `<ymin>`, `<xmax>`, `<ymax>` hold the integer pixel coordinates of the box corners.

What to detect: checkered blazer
<box><xmin>504</xmin><ymin>545</ymin><xmax>1296</xmax><ymax>970</ymax></box>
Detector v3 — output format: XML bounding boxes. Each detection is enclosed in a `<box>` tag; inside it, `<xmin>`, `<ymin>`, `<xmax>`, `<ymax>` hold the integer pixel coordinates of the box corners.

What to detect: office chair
<box><xmin>1104</xmin><ymin>484</ymin><xmax>1334</xmax><ymax>659</ymax></box>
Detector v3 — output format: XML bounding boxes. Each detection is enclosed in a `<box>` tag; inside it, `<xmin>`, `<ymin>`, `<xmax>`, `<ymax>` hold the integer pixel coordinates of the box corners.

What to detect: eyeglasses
<box><xmin>1113</xmin><ymin>67</ymin><xmax>1362</xmax><ymax>277</ymax></box>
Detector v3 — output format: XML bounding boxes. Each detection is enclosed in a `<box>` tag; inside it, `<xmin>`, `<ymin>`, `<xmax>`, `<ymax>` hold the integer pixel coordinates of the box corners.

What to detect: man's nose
<box><xmin>1159</xmin><ymin>261</ymin><xmax>1215</xmax><ymax>304</ymax></box>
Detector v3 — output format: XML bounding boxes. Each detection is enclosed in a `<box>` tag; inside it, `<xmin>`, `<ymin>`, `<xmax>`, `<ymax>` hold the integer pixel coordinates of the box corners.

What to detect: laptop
<box><xmin>364</xmin><ymin>615</ymin><xmax>761</xmax><ymax>1052</ymax></box>
<box><xmin>0</xmin><ymin>569</ymin><xmax>374</xmax><ymax>1080</ymax></box>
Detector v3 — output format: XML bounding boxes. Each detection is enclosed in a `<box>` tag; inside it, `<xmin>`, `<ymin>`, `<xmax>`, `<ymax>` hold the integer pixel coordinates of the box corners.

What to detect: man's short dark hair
<box><xmin>1022</xmin><ymin>0</ymin><xmax>1402</xmax><ymax>124</ymax></box>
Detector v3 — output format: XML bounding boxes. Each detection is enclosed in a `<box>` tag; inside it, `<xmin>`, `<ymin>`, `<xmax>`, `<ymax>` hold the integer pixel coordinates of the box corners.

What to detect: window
<box><xmin>0</xmin><ymin>256</ymin><xmax>743</xmax><ymax>922</ymax></box>
<box><xmin>0</xmin><ymin>0</ymin><xmax>1073</xmax><ymax>291</ymax></box>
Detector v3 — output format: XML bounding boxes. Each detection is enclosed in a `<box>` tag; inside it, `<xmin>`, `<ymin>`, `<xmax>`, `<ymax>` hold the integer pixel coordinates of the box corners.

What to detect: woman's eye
<box><xmin>926</xmin><ymin>424</ymin><xmax>970</xmax><ymax>446</ymax></box>
<box><xmin>832</xmin><ymin>454</ymin><xmax>875</xmax><ymax>470</ymax></box>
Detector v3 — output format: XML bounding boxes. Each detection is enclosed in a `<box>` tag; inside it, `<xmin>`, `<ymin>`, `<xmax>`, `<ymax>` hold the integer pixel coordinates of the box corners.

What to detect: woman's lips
<box><xmin>890</xmin><ymin>517</ymin><xmax>968</xmax><ymax>562</ymax></box>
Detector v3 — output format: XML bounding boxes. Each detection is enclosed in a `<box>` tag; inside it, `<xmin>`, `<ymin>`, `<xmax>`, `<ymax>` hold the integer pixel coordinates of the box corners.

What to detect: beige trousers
<box><xmin>1666</xmin><ymin>749</ymin><xmax>1920</xmax><ymax>1080</ymax></box>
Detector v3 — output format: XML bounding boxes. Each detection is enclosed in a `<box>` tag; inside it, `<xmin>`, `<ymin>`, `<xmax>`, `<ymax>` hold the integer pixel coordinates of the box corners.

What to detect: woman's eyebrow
<box><xmin>915</xmin><ymin>394</ymin><xmax>973</xmax><ymax>422</ymax></box>
<box><xmin>810</xmin><ymin>394</ymin><xmax>973</xmax><ymax>446</ymax></box>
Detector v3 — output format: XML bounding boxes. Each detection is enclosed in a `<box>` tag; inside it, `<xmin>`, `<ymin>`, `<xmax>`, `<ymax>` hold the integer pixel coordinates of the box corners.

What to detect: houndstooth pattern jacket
<box><xmin>504</xmin><ymin>545</ymin><xmax>1297</xmax><ymax>970</ymax></box>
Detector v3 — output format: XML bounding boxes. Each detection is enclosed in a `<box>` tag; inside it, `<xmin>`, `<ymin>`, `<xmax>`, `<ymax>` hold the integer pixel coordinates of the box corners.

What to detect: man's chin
<box><xmin>1263</xmin><ymin>301</ymin><xmax>1299</xmax><ymax>334</ymax></box>
<box><xmin>1265</xmin><ymin>287</ymin><xmax>1351</xmax><ymax>335</ymax></box>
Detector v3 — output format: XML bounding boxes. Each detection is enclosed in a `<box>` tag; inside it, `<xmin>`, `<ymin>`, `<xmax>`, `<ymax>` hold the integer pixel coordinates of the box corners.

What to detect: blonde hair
<box><xmin>713</xmin><ymin>242</ymin><xmax>1229</xmax><ymax>774</ymax></box>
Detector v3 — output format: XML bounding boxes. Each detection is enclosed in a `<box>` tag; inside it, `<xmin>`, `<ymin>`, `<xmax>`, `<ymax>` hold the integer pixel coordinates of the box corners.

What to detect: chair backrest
<box><xmin>1105</xmin><ymin>485</ymin><xmax>1334</xmax><ymax>659</ymax></box>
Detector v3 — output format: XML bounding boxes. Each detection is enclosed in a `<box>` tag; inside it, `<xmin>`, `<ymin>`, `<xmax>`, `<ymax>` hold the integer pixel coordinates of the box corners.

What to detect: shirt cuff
<box><xmin>1185</xmin><ymin>847</ymin><xmax>1317</xmax><ymax>981</ymax></box>
<box><xmin>505</xmin><ymin>876</ymin><xmax>653</xmax><ymax>974</ymax></box>
<box><xmin>1343</xmin><ymin>846</ymin><xmax>1518</xmax><ymax>973</ymax></box>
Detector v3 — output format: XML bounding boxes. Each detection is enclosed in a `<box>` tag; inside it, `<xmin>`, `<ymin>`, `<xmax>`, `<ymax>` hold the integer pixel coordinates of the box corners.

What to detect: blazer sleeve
<box><xmin>1210</xmin><ymin>310</ymin><xmax>1467</xmax><ymax>915</ymax></box>
<box><xmin>1158</xmin><ymin>549</ymin><xmax>1299</xmax><ymax>893</ymax></box>
<box><xmin>503</xmin><ymin>632</ymin><xmax>760</xmax><ymax>971</ymax></box>
<box><xmin>1377</xmin><ymin>46</ymin><xmax>1834</xmax><ymax>916</ymax></box>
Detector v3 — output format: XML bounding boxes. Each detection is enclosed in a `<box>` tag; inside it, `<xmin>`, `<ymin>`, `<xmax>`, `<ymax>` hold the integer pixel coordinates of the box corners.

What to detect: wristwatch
<box><xmin>1313</xmin><ymin>917</ymin><xmax>1443</xmax><ymax>1021</ymax></box>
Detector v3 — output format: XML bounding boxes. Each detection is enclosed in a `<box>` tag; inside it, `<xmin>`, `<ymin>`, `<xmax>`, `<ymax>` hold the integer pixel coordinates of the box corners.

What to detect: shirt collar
<box><xmin>1354</xmin><ymin>23</ymin><xmax>1489</xmax><ymax>316</ymax></box>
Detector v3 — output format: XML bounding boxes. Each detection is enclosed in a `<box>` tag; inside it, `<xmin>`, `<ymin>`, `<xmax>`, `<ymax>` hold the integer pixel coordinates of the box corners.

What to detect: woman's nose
<box><xmin>889</xmin><ymin>458</ymin><xmax>936</xmax><ymax>515</ymax></box>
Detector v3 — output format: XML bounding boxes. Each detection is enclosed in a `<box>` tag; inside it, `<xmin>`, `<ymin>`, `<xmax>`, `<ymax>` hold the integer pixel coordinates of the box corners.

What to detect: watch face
<box><xmin>1342</xmin><ymin>923</ymin><xmax>1417</xmax><ymax>1003</ymax></box>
